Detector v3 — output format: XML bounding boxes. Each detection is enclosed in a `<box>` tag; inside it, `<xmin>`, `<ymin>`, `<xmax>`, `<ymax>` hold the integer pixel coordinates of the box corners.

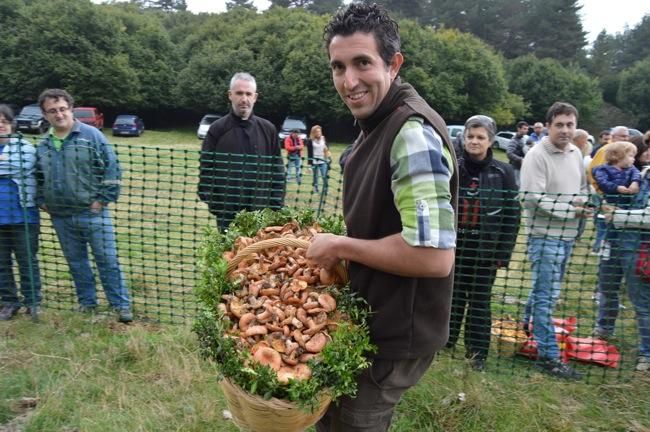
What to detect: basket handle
<box><xmin>226</xmin><ymin>237</ymin><xmax>348</xmax><ymax>284</ymax></box>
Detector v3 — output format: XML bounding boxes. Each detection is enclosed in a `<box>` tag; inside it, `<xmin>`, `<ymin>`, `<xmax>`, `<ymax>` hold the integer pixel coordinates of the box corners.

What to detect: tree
<box><xmin>226</xmin><ymin>0</ymin><xmax>256</xmax><ymax>11</ymax></box>
<box><xmin>506</xmin><ymin>55</ymin><xmax>602</xmax><ymax>124</ymax></box>
<box><xmin>617</xmin><ymin>58</ymin><xmax>650</xmax><ymax>129</ymax></box>
<box><xmin>306</xmin><ymin>0</ymin><xmax>343</xmax><ymax>15</ymax></box>
<box><xmin>133</xmin><ymin>0</ymin><xmax>187</xmax><ymax>11</ymax></box>
<box><xmin>399</xmin><ymin>23</ymin><xmax>525</xmax><ymax>124</ymax></box>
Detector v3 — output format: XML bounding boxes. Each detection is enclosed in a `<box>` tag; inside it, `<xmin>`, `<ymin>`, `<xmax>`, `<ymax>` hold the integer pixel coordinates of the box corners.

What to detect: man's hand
<box><xmin>90</xmin><ymin>201</ymin><xmax>104</xmax><ymax>213</ymax></box>
<box><xmin>574</xmin><ymin>203</ymin><xmax>594</xmax><ymax>218</ymax></box>
<box><xmin>307</xmin><ymin>233</ymin><xmax>342</xmax><ymax>271</ymax></box>
<box><xmin>601</xmin><ymin>203</ymin><xmax>617</xmax><ymax>223</ymax></box>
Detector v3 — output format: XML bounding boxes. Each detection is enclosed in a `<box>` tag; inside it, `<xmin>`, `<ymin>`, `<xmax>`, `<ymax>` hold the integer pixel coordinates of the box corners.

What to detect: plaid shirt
<box><xmin>390</xmin><ymin>117</ymin><xmax>456</xmax><ymax>248</ymax></box>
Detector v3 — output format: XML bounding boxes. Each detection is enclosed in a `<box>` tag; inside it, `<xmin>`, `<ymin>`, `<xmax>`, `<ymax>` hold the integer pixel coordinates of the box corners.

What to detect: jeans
<box><xmin>316</xmin><ymin>354</ymin><xmax>435</xmax><ymax>432</ymax></box>
<box><xmin>312</xmin><ymin>163</ymin><xmax>328</xmax><ymax>193</ymax></box>
<box><xmin>51</xmin><ymin>208</ymin><xmax>130</xmax><ymax>309</ymax></box>
<box><xmin>286</xmin><ymin>154</ymin><xmax>301</xmax><ymax>184</ymax></box>
<box><xmin>593</xmin><ymin>215</ymin><xmax>608</xmax><ymax>252</ymax></box>
<box><xmin>597</xmin><ymin>231</ymin><xmax>650</xmax><ymax>357</ymax></box>
<box><xmin>0</xmin><ymin>224</ymin><xmax>42</xmax><ymax>307</ymax></box>
<box><xmin>524</xmin><ymin>236</ymin><xmax>574</xmax><ymax>360</ymax></box>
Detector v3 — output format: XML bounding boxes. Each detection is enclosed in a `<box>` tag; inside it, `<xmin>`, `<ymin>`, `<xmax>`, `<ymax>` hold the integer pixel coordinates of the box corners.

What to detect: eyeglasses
<box><xmin>44</xmin><ymin>106</ymin><xmax>70</xmax><ymax>115</ymax></box>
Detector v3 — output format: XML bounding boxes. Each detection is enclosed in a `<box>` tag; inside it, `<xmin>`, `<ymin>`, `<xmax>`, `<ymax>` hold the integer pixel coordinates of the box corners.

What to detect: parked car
<box><xmin>112</xmin><ymin>115</ymin><xmax>145</xmax><ymax>137</ymax></box>
<box><xmin>493</xmin><ymin>131</ymin><xmax>520</xmax><ymax>151</ymax></box>
<box><xmin>73</xmin><ymin>107</ymin><xmax>104</xmax><ymax>129</ymax></box>
<box><xmin>278</xmin><ymin>116</ymin><xmax>307</xmax><ymax>141</ymax></box>
<box><xmin>197</xmin><ymin>113</ymin><xmax>221</xmax><ymax>140</ymax></box>
<box><xmin>446</xmin><ymin>125</ymin><xmax>465</xmax><ymax>140</ymax></box>
<box><xmin>15</xmin><ymin>104</ymin><xmax>49</xmax><ymax>134</ymax></box>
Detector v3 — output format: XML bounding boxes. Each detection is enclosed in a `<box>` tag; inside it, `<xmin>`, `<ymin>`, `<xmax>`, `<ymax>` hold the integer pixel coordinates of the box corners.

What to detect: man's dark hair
<box><xmin>323</xmin><ymin>3</ymin><xmax>400</xmax><ymax>66</ymax></box>
<box><xmin>0</xmin><ymin>104</ymin><xmax>15</xmax><ymax>123</ymax></box>
<box><xmin>38</xmin><ymin>88</ymin><xmax>74</xmax><ymax>110</ymax></box>
<box><xmin>599</xmin><ymin>129</ymin><xmax>611</xmax><ymax>137</ymax></box>
<box><xmin>516</xmin><ymin>121</ymin><xmax>528</xmax><ymax>129</ymax></box>
<box><xmin>545</xmin><ymin>101</ymin><xmax>578</xmax><ymax>124</ymax></box>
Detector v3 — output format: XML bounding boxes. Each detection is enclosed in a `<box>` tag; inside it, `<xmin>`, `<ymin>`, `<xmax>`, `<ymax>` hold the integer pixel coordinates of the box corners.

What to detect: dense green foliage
<box><xmin>0</xmin><ymin>0</ymin><xmax>647</xmax><ymax>130</ymax></box>
<box><xmin>617</xmin><ymin>58</ymin><xmax>650</xmax><ymax>130</ymax></box>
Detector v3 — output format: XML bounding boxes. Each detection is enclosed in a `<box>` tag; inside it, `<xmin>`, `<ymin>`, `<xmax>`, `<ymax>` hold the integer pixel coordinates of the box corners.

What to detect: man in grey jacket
<box><xmin>506</xmin><ymin>121</ymin><xmax>529</xmax><ymax>186</ymax></box>
<box><xmin>36</xmin><ymin>89</ymin><xmax>132</xmax><ymax>323</ymax></box>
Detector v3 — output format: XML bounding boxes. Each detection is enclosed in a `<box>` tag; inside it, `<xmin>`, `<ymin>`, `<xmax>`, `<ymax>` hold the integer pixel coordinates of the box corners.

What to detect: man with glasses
<box><xmin>35</xmin><ymin>89</ymin><xmax>132</xmax><ymax>323</ymax></box>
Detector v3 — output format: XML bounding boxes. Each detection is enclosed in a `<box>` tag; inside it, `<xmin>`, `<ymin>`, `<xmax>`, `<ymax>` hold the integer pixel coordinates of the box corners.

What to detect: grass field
<box><xmin>2</xmin><ymin>129</ymin><xmax>650</xmax><ymax>431</ymax></box>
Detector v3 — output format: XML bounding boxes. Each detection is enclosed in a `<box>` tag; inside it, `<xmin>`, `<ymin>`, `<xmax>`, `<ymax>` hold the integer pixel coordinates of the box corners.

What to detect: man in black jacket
<box><xmin>198</xmin><ymin>72</ymin><xmax>285</xmax><ymax>230</ymax></box>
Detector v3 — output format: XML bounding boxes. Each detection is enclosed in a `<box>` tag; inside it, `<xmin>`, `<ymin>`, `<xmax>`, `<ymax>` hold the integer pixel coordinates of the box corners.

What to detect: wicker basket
<box><xmin>220</xmin><ymin>378</ymin><xmax>331</xmax><ymax>432</ymax></box>
<box><xmin>220</xmin><ymin>237</ymin><xmax>347</xmax><ymax>431</ymax></box>
<box><xmin>226</xmin><ymin>237</ymin><xmax>348</xmax><ymax>283</ymax></box>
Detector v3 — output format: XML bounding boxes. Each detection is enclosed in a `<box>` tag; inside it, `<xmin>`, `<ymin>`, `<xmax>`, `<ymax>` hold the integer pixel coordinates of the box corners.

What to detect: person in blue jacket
<box><xmin>0</xmin><ymin>104</ymin><xmax>42</xmax><ymax>320</ymax></box>
<box><xmin>36</xmin><ymin>89</ymin><xmax>132</xmax><ymax>323</ymax></box>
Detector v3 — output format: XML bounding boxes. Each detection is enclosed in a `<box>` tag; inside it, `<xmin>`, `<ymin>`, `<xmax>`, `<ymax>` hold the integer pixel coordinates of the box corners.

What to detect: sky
<box><xmin>184</xmin><ymin>0</ymin><xmax>650</xmax><ymax>43</ymax></box>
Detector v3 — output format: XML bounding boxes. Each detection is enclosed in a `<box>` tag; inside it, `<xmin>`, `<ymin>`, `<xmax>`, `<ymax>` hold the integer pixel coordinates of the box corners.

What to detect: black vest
<box><xmin>343</xmin><ymin>80</ymin><xmax>459</xmax><ymax>358</ymax></box>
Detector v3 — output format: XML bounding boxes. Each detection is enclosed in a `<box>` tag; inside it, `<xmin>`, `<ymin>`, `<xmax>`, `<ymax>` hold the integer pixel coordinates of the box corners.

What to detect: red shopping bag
<box><xmin>517</xmin><ymin>316</ymin><xmax>576</xmax><ymax>362</ymax></box>
<box><xmin>565</xmin><ymin>336</ymin><xmax>620</xmax><ymax>369</ymax></box>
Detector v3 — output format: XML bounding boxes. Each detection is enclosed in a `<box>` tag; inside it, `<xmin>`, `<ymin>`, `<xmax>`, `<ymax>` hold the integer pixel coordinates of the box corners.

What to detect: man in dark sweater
<box><xmin>198</xmin><ymin>72</ymin><xmax>285</xmax><ymax>231</ymax></box>
<box><xmin>307</xmin><ymin>4</ymin><xmax>458</xmax><ymax>431</ymax></box>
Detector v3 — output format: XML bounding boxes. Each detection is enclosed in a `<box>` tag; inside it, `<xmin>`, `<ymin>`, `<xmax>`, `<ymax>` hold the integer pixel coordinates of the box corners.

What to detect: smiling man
<box><xmin>35</xmin><ymin>88</ymin><xmax>132</xmax><ymax>323</ymax></box>
<box><xmin>520</xmin><ymin>101</ymin><xmax>591</xmax><ymax>380</ymax></box>
<box><xmin>306</xmin><ymin>4</ymin><xmax>458</xmax><ymax>430</ymax></box>
<box><xmin>198</xmin><ymin>72</ymin><xmax>285</xmax><ymax>231</ymax></box>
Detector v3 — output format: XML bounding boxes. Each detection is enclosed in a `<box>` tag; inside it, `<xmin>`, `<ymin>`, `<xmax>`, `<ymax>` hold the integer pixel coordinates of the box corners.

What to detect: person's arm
<box><xmin>269</xmin><ymin>126</ymin><xmax>286</xmax><ymax>209</ymax></box>
<box><xmin>593</xmin><ymin>167</ymin><xmax>619</xmax><ymax>194</ymax></box>
<box><xmin>495</xmin><ymin>165</ymin><xmax>521</xmax><ymax>266</ymax></box>
<box><xmin>506</xmin><ymin>139</ymin><xmax>523</xmax><ymax>165</ymax></box>
<box><xmin>96</xmin><ymin>134</ymin><xmax>121</xmax><ymax>205</ymax></box>
<box><xmin>198</xmin><ymin>125</ymin><xmax>218</xmax><ymax>203</ymax></box>
<box><xmin>308</xmin><ymin>232</ymin><xmax>453</xmax><ymax>278</ymax></box>
<box><xmin>308</xmin><ymin>119</ymin><xmax>456</xmax><ymax>278</ymax></box>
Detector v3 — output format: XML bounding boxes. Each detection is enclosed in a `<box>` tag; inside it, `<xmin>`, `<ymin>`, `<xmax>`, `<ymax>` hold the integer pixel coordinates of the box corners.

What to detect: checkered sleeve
<box><xmin>390</xmin><ymin>117</ymin><xmax>456</xmax><ymax>248</ymax></box>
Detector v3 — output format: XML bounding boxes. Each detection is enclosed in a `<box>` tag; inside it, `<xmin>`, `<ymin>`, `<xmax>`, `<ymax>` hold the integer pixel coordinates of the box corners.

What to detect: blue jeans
<box><xmin>593</xmin><ymin>216</ymin><xmax>608</xmax><ymax>252</ymax></box>
<box><xmin>312</xmin><ymin>163</ymin><xmax>328</xmax><ymax>193</ymax></box>
<box><xmin>286</xmin><ymin>154</ymin><xmax>301</xmax><ymax>184</ymax></box>
<box><xmin>0</xmin><ymin>224</ymin><xmax>42</xmax><ymax>307</ymax></box>
<box><xmin>525</xmin><ymin>236</ymin><xmax>574</xmax><ymax>360</ymax></box>
<box><xmin>51</xmin><ymin>208</ymin><xmax>130</xmax><ymax>309</ymax></box>
<box><xmin>597</xmin><ymin>231</ymin><xmax>650</xmax><ymax>357</ymax></box>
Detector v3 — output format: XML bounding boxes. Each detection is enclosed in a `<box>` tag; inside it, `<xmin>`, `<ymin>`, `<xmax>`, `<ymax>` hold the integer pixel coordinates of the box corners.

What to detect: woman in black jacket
<box><xmin>446</xmin><ymin>115</ymin><xmax>520</xmax><ymax>370</ymax></box>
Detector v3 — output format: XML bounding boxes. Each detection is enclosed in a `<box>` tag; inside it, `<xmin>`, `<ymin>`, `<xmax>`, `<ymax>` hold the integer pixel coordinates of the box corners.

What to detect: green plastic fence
<box><xmin>2</xmin><ymin>140</ymin><xmax>648</xmax><ymax>382</ymax></box>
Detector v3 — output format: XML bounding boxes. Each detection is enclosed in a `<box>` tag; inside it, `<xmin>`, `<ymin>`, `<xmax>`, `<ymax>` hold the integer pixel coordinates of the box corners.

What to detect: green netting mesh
<box><xmin>2</xmin><ymin>137</ymin><xmax>649</xmax><ymax>382</ymax></box>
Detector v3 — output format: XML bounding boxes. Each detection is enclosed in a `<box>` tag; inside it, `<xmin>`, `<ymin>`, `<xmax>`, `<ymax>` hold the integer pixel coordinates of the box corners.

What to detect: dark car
<box><xmin>15</xmin><ymin>104</ymin><xmax>49</xmax><ymax>134</ymax></box>
<box><xmin>197</xmin><ymin>113</ymin><xmax>222</xmax><ymax>140</ymax></box>
<box><xmin>278</xmin><ymin>116</ymin><xmax>308</xmax><ymax>141</ymax></box>
<box><xmin>73</xmin><ymin>107</ymin><xmax>104</xmax><ymax>129</ymax></box>
<box><xmin>112</xmin><ymin>115</ymin><xmax>145</xmax><ymax>137</ymax></box>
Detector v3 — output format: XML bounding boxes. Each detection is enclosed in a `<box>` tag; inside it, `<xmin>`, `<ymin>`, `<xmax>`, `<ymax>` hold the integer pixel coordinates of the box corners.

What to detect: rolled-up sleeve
<box><xmin>390</xmin><ymin>117</ymin><xmax>456</xmax><ymax>249</ymax></box>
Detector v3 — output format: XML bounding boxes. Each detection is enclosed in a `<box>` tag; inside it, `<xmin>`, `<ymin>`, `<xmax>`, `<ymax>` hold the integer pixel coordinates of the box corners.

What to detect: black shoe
<box><xmin>471</xmin><ymin>358</ymin><xmax>486</xmax><ymax>372</ymax></box>
<box><xmin>77</xmin><ymin>305</ymin><xmax>97</xmax><ymax>314</ymax></box>
<box><xmin>535</xmin><ymin>358</ymin><xmax>582</xmax><ymax>380</ymax></box>
<box><xmin>0</xmin><ymin>305</ymin><xmax>21</xmax><ymax>321</ymax></box>
<box><xmin>25</xmin><ymin>306</ymin><xmax>41</xmax><ymax>315</ymax></box>
<box><xmin>116</xmin><ymin>308</ymin><xmax>133</xmax><ymax>323</ymax></box>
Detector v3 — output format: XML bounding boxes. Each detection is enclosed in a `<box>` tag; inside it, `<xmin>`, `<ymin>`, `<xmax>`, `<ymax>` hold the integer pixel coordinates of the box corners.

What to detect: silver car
<box><xmin>197</xmin><ymin>114</ymin><xmax>221</xmax><ymax>140</ymax></box>
<box><xmin>493</xmin><ymin>131</ymin><xmax>522</xmax><ymax>151</ymax></box>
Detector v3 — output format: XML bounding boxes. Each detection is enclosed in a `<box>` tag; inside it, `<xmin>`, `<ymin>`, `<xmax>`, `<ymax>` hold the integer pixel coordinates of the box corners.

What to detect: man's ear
<box><xmin>389</xmin><ymin>52</ymin><xmax>404</xmax><ymax>80</ymax></box>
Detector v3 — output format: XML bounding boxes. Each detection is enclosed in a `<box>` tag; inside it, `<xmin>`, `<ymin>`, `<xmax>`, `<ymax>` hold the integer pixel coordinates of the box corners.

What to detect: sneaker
<box><xmin>116</xmin><ymin>308</ymin><xmax>133</xmax><ymax>323</ymax></box>
<box><xmin>0</xmin><ymin>305</ymin><xmax>21</xmax><ymax>321</ymax></box>
<box><xmin>636</xmin><ymin>356</ymin><xmax>650</xmax><ymax>372</ymax></box>
<box><xmin>535</xmin><ymin>358</ymin><xmax>582</xmax><ymax>380</ymax></box>
<box><xmin>77</xmin><ymin>305</ymin><xmax>97</xmax><ymax>314</ymax></box>
<box><xmin>592</xmin><ymin>327</ymin><xmax>611</xmax><ymax>341</ymax></box>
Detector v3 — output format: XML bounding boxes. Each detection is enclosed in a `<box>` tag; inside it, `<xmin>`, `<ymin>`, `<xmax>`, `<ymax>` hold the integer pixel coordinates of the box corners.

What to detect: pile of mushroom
<box><xmin>220</xmin><ymin>222</ymin><xmax>342</xmax><ymax>383</ymax></box>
